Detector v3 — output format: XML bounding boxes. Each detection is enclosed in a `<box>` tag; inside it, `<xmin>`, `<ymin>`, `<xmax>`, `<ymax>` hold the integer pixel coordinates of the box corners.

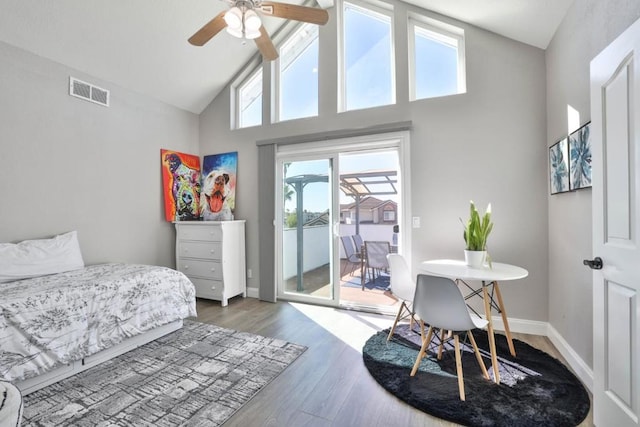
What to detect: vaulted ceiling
<box><xmin>0</xmin><ymin>0</ymin><xmax>574</xmax><ymax>114</ymax></box>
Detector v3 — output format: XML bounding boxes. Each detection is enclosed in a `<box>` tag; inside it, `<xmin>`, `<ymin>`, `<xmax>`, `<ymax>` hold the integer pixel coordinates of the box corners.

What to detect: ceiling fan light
<box><xmin>245</xmin><ymin>28</ymin><xmax>261</xmax><ymax>39</ymax></box>
<box><xmin>224</xmin><ymin>7</ymin><xmax>243</xmax><ymax>30</ymax></box>
<box><xmin>226</xmin><ymin>26</ymin><xmax>244</xmax><ymax>38</ymax></box>
<box><xmin>244</xmin><ymin>9</ymin><xmax>262</xmax><ymax>32</ymax></box>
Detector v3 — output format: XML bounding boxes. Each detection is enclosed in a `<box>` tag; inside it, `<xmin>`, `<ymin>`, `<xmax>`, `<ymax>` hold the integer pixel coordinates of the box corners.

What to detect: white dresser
<box><xmin>174</xmin><ymin>220</ymin><xmax>246</xmax><ymax>306</ymax></box>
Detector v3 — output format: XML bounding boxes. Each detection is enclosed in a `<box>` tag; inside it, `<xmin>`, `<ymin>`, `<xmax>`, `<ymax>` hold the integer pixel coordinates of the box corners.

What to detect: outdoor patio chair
<box><xmin>410</xmin><ymin>274</ymin><xmax>490</xmax><ymax>401</ymax></box>
<box><xmin>340</xmin><ymin>235</ymin><xmax>361</xmax><ymax>278</ymax></box>
<box><xmin>352</xmin><ymin>234</ymin><xmax>364</xmax><ymax>257</ymax></box>
<box><xmin>363</xmin><ymin>241</ymin><xmax>390</xmax><ymax>290</ymax></box>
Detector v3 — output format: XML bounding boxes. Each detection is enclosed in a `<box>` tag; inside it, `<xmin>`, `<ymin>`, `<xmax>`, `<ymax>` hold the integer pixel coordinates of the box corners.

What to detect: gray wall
<box><xmin>6</xmin><ymin>0</ymin><xmax>637</xmax><ymax>376</ymax></box>
<box><xmin>199</xmin><ymin>2</ymin><xmax>549</xmax><ymax>322</ymax></box>
<box><xmin>0</xmin><ymin>41</ymin><xmax>199</xmax><ymax>267</ymax></box>
<box><xmin>545</xmin><ymin>0</ymin><xmax>640</xmax><ymax>369</ymax></box>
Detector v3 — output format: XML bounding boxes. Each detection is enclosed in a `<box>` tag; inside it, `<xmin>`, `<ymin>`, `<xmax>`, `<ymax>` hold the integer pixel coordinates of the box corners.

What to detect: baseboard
<box><xmin>546</xmin><ymin>324</ymin><xmax>594</xmax><ymax>393</ymax></box>
<box><xmin>491</xmin><ymin>316</ymin><xmax>594</xmax><ymax>393</ymax></box>
<box><xmin>246</xmin><ymin>287</ymin><xmax>259</xmax><ymax>299</ymax></box>
<box><xmin>490</xmin><ymin>315</ymin><xmax>548</xmax><ymax>336</ymax></box>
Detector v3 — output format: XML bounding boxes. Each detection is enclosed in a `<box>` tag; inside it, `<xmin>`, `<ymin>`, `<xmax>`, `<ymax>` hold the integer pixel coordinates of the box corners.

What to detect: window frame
<box><xmin>407</xmin><ymin>13</ymin><xmax>466</xmax><ymax>101</ymax></box>
<box><xmin>338</xmin><ymin>0</ymin><xmax>396</xmax><ymax>113</ymax></box>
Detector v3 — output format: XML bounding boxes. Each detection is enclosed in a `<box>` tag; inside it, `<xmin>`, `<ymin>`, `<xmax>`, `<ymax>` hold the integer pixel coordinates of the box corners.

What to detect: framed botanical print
<box><xmin>568</xmin><ymin>122</ymin><xmax>592</xmax><ymax>190</ymax></box>
<box><xmin>549</xmin><ymin>137</ymin><xmax>570</xmax><ymax>194</ymax></box>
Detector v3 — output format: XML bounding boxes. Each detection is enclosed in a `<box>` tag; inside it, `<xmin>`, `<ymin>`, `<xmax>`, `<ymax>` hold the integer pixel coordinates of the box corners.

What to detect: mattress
<box><xmin>0</xmin><ymin>263</ymin><xmax>196</xmax><ymax>382</ymax></box>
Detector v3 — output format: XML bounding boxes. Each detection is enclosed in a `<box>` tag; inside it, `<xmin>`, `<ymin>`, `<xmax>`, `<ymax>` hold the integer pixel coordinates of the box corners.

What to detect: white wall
<box><xmin>199</xmin><ymin>1</ymin><xmax>548</xmax><ymax>322</ymax></box>
<box><xmin>283</xmin><ymin>225</ymin><xmax>330</xmax><ymax>279</ymax></box>
<box><xmin>0</xmin><ymin>41</ymin><xmax>199</xmax><ymax>267</ymax></box>
<box><xmin>545</xmin><ymin>0</ymin><xmax>640</xmax><ymax>369</ymax></box>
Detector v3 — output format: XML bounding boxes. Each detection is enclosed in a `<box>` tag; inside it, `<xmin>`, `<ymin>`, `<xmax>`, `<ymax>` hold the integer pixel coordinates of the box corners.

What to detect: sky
<box><xmin>284</xmin><ymin>150</ymin><xmax>399</xmax><ymax>213</ymax></box>
<box><xmin>241</xmin><ymin>2</ymin><xmax>459</xmax><ymax>128</ymax></box>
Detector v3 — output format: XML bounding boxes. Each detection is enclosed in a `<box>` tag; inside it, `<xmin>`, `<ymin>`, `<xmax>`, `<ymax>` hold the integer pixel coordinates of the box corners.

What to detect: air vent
<box><xmin>69</xmin><ymin>77</ymin><xmax>110</xmax><ymax>107</ymax></box>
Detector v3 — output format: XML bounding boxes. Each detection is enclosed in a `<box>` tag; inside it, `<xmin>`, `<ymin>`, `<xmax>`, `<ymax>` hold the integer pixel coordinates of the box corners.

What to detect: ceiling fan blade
<box><xmin>254</xmin><ymin>26</ymin><xmax>279</xmax><ymax>61</ymax></box>
<box><xmin>188</xmin><ymin>11</ymin><xmax>227</xmax><ymax>46</ymax></box>
<box><xmin>260</xmin><ymin>2</ymin><xmax>329</xmax><ymax>25</ymax></box>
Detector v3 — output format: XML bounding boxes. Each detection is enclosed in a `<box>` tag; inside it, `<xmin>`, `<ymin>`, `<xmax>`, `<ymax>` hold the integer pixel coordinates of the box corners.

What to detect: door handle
<box><xmin>583</xmin><ymin>257</ymin><xmax>603</xmax><ymax>270</ymax></box>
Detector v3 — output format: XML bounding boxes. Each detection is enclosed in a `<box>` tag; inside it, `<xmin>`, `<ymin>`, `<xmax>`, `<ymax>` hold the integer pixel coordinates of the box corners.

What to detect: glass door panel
<box><xmin>277</xmin><ymin>157</ymin><xmax>338</xmax><ymax>304</ymax></box>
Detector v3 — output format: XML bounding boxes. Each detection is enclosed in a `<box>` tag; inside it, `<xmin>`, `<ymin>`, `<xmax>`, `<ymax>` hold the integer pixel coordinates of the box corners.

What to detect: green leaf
<box><xmin>461</xmin><ymin>201</ymin><xmax>493</xmax><ymax>251</ymax></box>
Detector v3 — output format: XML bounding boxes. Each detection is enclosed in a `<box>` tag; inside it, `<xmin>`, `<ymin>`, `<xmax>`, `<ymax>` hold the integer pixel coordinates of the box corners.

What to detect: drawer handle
<box><xmin>210</xmin><ymin>268</ymin><xmax>216</xmax><ymax>272</ymax></box>
<box><xmin>184</xmin><ymin>265</ymin><xmax>189</xmax><ymax>269</ymax></box>
<box><xmin>211</xmin><ymin>285</ymin><xmax>216</xmax><ymax>290</ymax></box>
<box><xmin>210</xmin><ymin>249</ymin><xmax>215</xmax><ymax>254</ymax></box>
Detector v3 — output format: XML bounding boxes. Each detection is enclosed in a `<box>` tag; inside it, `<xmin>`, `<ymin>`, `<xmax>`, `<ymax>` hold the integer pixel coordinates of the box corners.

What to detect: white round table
<box><xmin>420</xmin><ymin>259</ymin><xmax>529</xmax><ymax>384</ymax></box>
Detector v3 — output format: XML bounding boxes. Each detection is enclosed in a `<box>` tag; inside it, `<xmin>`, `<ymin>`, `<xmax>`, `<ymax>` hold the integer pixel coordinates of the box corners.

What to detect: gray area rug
<box><xmin>22</xmin><ymin>320</ymin><xmax>307</xmax><ymax>426</ymax></box>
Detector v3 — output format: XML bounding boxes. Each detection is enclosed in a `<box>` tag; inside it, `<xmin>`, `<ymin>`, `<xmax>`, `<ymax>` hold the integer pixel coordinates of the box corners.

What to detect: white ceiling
<box><xmin>0</xmin><ymin>0</ymin><xmax>574</xmax><ymax>114</ymax></box>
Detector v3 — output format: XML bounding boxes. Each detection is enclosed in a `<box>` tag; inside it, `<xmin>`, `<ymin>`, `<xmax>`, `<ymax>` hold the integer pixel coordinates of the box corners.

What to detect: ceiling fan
<box><xmin>188</xmin><ymin>0</ymin><xmax>329</xmax><ymax>61</ymax></box>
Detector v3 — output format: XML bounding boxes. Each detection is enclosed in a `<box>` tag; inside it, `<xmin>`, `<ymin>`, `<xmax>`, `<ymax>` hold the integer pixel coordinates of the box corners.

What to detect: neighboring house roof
<box><xmin>341</xmin><ymin>196</ymin><xmax>397</xmax><ymax>212</ymax></box>
<box><xmin>305</xmin><ymin>211</ymin><xmax>329</xmax><ymax>226</ymax></box>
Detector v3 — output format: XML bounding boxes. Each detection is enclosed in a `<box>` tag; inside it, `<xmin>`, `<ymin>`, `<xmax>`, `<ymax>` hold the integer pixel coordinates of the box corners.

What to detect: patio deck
<box><xmin>284</xmin><ymin>260</ymin><xmax>401</xmax><ymax>310</ymax></box>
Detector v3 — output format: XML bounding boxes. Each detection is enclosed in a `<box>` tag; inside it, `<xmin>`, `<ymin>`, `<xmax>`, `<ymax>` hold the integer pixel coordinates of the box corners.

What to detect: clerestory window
<box><xmin>236</xmin><ymin>67</ymin><xmax>263</xmax><ymax>128</ymax></box>
<box><xmin>340</xmin><ymin>0</ymin><xmax>395</xmax><ymax>112</ymax></box>
<box><xmin>276</xmin><ymin>23</ymin><xmax>320</xmax><ymax>122</ymax></box>
<box><xmin>409</xmin><ymin>16</ymin><xmax>466</xmax><ymax>101</ymax></box>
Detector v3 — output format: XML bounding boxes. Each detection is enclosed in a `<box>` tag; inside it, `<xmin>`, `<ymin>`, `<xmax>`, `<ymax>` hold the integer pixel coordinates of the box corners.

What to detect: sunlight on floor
<box><xmin>289</xmin><ymin>302</ymin><xmax>392</xmax><ymax>352</ymax></box>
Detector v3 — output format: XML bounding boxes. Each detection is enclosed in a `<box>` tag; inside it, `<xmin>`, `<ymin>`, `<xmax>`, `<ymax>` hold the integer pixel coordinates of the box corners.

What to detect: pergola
<box><xmin>285</xmin><ymin>170</ymin><xmax>398</xmax><ymax>291</ymax></box>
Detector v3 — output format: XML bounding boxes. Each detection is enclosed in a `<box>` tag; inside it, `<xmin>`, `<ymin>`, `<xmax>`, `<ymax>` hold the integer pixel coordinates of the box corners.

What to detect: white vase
<box><xmin>464</xmin><ymin>250</ymin><xmax>486</xmax><ymax>268</ymax></box>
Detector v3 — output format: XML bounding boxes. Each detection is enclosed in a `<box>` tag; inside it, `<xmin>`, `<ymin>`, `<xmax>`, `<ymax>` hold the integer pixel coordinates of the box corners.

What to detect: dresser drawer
<box><xmin>177</xmin><ymin>259</ymin><xmax>223</xmax><ymax>280</ymax></box>
<box><xmin>177</xmin><ymin>224</ymin><xmax>222</xmax><ymax>241</ymax></box>
<box><xmin>177</xmin><ymin>241</ymin><xmax>222</xmax><ymax>260</ymax></box>
<box><xmin>189</xmin><ymin>277</ymin><xmax>224</xmax><ymax>300</ymax></box>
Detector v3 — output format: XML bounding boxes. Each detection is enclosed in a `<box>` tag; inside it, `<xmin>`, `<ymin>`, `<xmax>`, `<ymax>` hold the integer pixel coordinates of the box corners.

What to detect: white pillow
<box><xmin>0</xmin><ymin>380</ymin><xmax>22</xmax><ymax>427</ymax></box>
<box><xmin>0</xmin><ymin>231</ymin><xmax>85</xmax><ymax>283</ymax></box>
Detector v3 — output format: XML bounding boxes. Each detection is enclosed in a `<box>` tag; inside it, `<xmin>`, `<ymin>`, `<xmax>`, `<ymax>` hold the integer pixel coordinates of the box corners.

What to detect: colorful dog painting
<box><xmin>161</xmin><ymin>149</ymin><xmax>201</xmax><ymax>221</ymax></box>
<box><xmin>201</xmin><ymin>152</ymin><xmax>238</xmax><ymax>221</ymax></box>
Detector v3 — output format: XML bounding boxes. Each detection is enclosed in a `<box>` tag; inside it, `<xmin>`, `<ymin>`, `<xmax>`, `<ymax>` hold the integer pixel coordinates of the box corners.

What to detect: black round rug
<box><xmin>363</xmin><ymin>325</ymin><xmax>590</xmax><ymax>427</ymax></box>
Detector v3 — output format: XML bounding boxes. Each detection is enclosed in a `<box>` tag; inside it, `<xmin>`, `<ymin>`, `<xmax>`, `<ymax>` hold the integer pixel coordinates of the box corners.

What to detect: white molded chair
<box><xmin>386</xmin><ymin>254</ymin><xmax>417</xmax><ymax>341</ymax></box>
<box><xmin>410</xmin><ymin>274</ymin><xmax>490</xmax><ymax>401</ymax></box>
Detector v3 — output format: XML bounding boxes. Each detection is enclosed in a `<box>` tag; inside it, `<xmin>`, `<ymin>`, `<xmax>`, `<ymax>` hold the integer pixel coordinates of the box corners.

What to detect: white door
<box><xmin>590</xmin><ymin>17</ymin><xmax>640</xmax><ymax>427</ymax></box>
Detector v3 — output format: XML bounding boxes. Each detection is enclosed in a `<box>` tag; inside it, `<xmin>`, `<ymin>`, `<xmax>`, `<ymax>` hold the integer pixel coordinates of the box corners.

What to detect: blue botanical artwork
<box><xmin>549</xmin><ymin>138</ymin><xmax>569</xmax><ymax>194</ymax></box>
<box><xmin>569</xmin><ymin>122</ymin><xmax>592</xmax><ymax>190</ymax></box>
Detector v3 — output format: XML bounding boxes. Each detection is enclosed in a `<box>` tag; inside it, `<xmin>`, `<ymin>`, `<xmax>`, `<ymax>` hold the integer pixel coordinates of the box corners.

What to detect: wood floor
<box><xmin>195</xmin><ymin>297</ymin><xmax>594</xmax><ymax>427</ymax></box>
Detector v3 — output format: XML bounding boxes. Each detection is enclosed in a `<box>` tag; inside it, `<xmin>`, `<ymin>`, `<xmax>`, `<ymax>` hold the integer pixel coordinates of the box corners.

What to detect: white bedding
<box><xmin>0</xmin><ymin>263</ymin><xmax>197</xmax><ymax>382</ymax></box>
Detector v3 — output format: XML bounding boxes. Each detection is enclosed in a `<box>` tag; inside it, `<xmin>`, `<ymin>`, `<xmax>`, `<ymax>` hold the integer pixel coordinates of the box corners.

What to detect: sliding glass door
<box><xmin>276</xmin><ymin>154</ymin><xmax>339</xmax><ymax>305</ymax></box>
<box><xmin>274</xmin><ymin>131</ymin><xmax>411</xmax><ymax>311</ymax></box>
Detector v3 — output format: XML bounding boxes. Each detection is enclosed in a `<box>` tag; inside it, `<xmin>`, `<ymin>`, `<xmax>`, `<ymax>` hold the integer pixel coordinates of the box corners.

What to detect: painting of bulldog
<box><xmin>201</xmin><ymin>152</ymin><xmax>238</xmax><ymax>221</ymax></box>
<box><xmin>161</xmin><ymin>149</ymin><xmax>201</xmax><ymax>221</ymax></box>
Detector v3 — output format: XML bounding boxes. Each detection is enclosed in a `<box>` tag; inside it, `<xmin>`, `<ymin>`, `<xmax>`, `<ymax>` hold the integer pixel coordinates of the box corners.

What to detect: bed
<box><xmin>0</xmin><ymin>232</ymin><xmax>197</xmax><ymax>395</ymax></box>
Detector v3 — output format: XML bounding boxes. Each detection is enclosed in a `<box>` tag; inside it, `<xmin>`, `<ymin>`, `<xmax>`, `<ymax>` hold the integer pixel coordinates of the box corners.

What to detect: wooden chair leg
<box><xmin>468</xmin><ymin>330</ymin><xmax>490</xmax><ymax>380</ymax></box>
<box><xmin>437</xmin><ymin>329</ymin><xmax>447</xmax><ymax>360</ymax></box>
<box><xmin>453</xmin><ymin>335</ymin><xmax>465</xmax><ymax>401</ymax></box>
<box><xmin>408</xmin><ymin>304</ymin><xmax>415</xmax><ymax>330</ymax></box>
<box><xmin>411</xmin><ymin>323</ymin><xmax>433</xmax><ymax>376</ymax></box>
<box><xmin>387</xmin><ymin>302</ymin><xmax>405</xmax><ymax>341</ymax></box>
